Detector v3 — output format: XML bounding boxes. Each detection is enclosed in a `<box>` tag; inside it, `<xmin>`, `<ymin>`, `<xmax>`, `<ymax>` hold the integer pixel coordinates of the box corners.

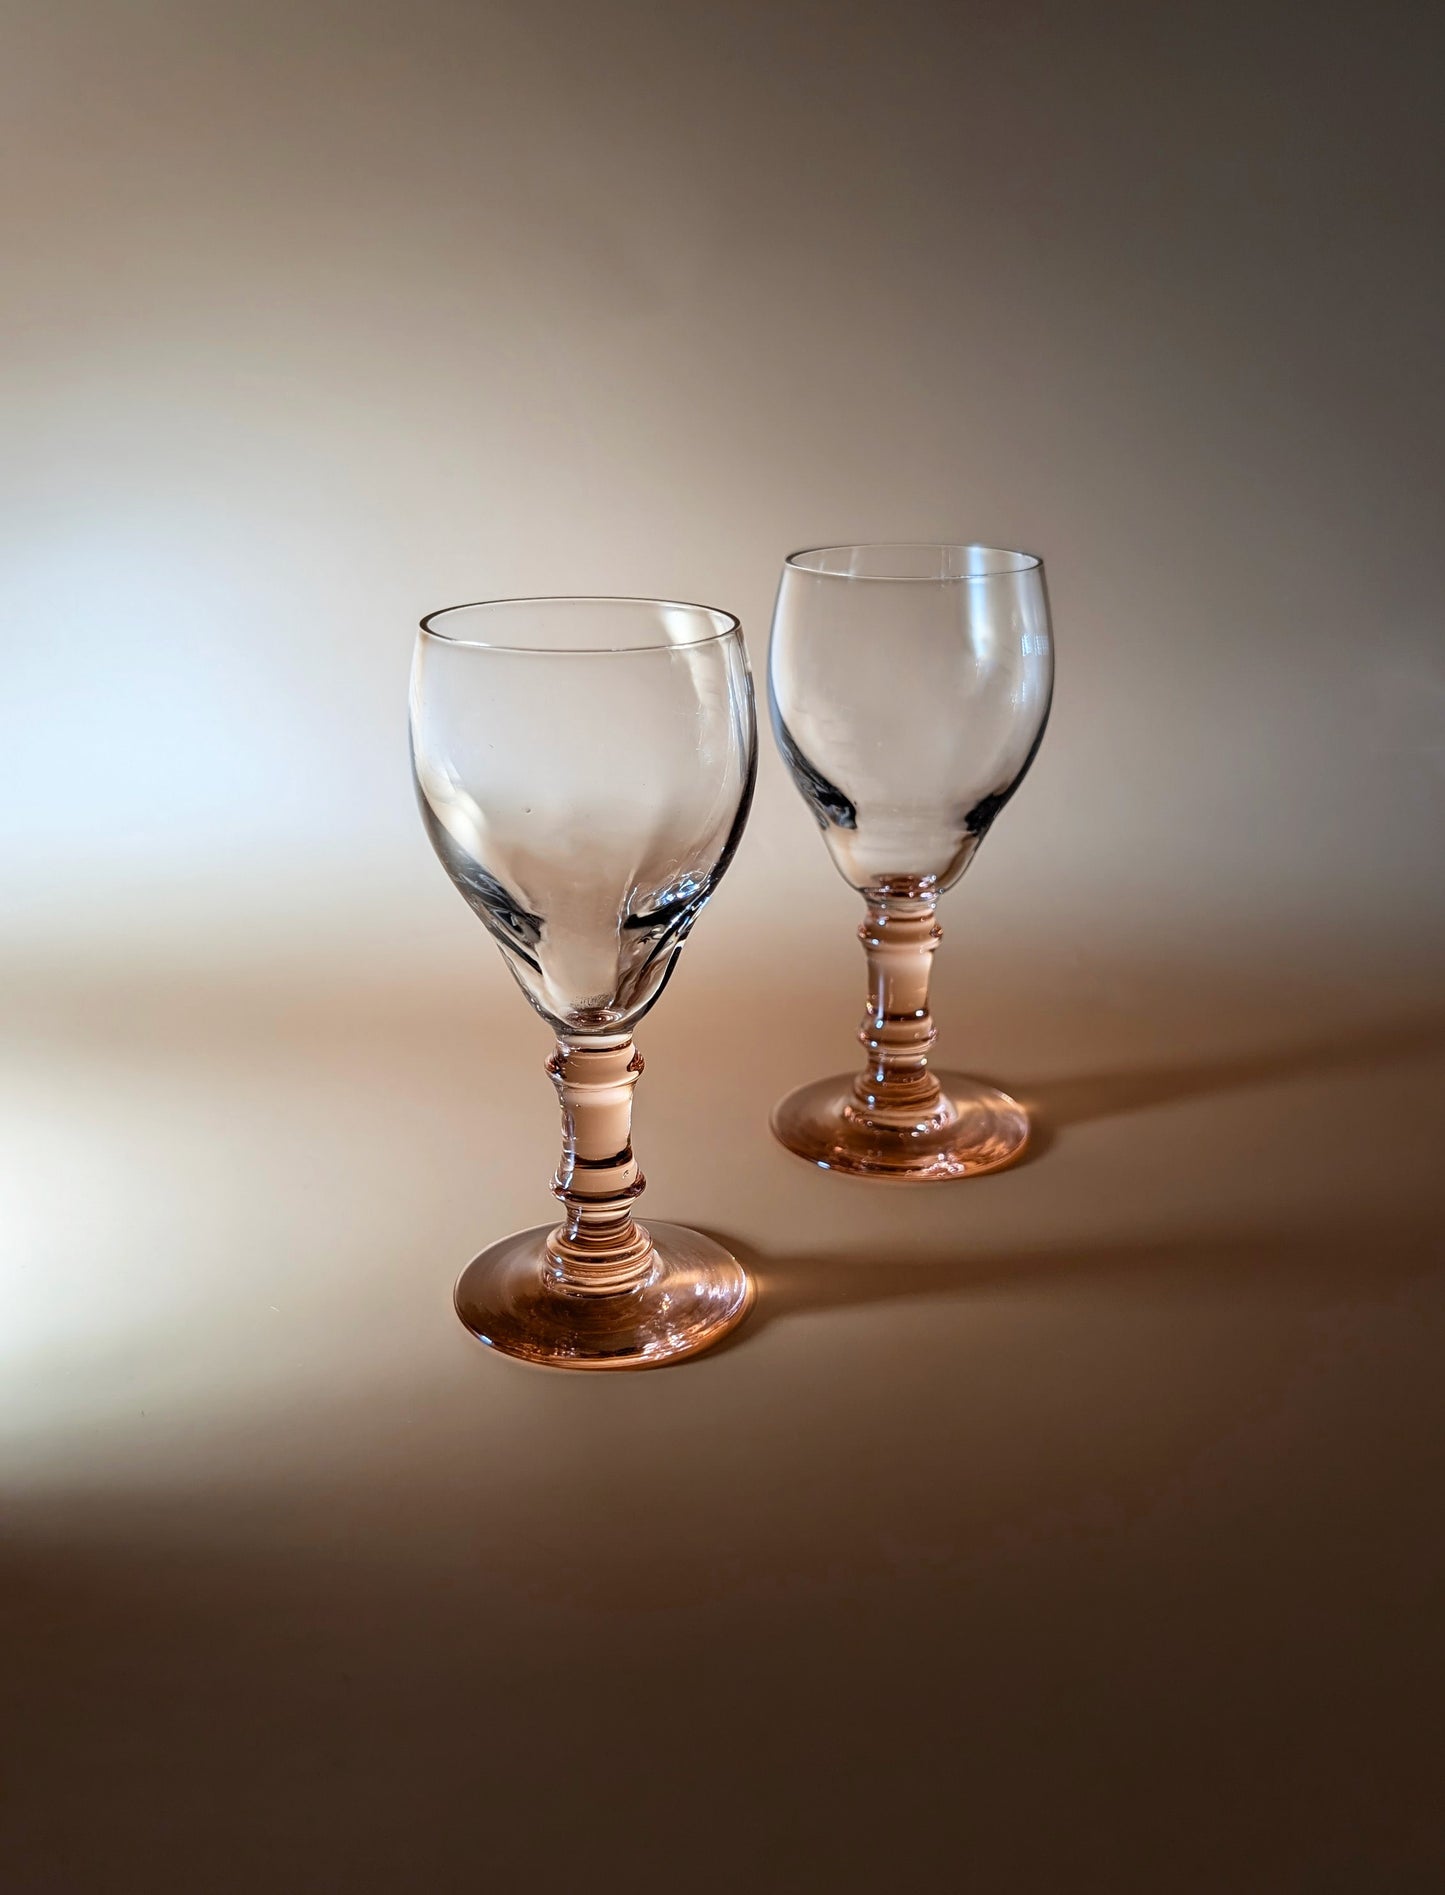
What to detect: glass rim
<box><xmin>418</xmin><ymin>594</ymin><xmax>742</xmax><ymax>654</ymax></box>
<box><xmin>784</xmin><ymin>541</ymin><xmax>1043</xmax><ymax>582</ymax></box>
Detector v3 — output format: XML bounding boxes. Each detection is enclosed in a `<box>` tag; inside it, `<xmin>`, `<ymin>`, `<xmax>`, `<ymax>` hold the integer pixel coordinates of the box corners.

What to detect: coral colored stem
<box><xmin>545</xmin><ymin>1038</ymin><xmax>654</xmax><ymax>1295</ymax></box>
<box><xmin>852</xmin><ymin>895</ymin><xmax>948</xmax><ymax>1129</ymax></box>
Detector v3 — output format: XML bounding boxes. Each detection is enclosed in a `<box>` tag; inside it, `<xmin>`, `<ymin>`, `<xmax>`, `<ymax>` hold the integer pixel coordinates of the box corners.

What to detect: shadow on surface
<box><xmin>1012</xmin><ymin>1011</ymin><xmax>1445</xmax><ymax>1162</ymax></box>
<box><xmin>703</xmin><ymin>1218</ymin><xmax>1445</xmax><ymax>1351</ymax></box>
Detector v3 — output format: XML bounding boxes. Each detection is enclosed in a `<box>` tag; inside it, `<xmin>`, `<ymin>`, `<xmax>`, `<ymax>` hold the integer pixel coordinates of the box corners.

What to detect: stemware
<box><xmin>411</xmin><ymin>596</ymin><xmax>757</xmax><ymax>1367</ymax></box>
<box><xmin>768</xmin><ymin>543</ymin><xmax>1053</xmax><ymax>1180</ymax></box>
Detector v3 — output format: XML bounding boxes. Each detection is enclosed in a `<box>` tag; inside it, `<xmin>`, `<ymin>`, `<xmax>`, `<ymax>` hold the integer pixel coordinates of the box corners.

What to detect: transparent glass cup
<box><xmin>411</xmin><ymin>597</ymin><xmax>757</xmax><ymax>1367</ymax></box>
<box><xmin>768</xmin><ymin>544</ymin><xmax>1054</xmax><ymax>1179</ymax></box>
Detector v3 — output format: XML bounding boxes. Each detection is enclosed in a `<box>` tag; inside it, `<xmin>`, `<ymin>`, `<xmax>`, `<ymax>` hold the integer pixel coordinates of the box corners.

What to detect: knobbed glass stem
<box><xmin>850</xmin><ymin>893</ymin><xmax>952</xmax><ymax>1131</ymax></box>
<box><xmin>545</xmin><ymin>1038</ymin><xmax>655</xmax><ymax>1295</ymax></box>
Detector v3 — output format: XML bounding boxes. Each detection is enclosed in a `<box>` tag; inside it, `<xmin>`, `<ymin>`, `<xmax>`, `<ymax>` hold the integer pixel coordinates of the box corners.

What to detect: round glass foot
<box><xmin>453</xmin><ymin>1221</ymin><xmax>753</xmax><ymax>1370</ymax></box>
<box><xmin>771</xmin><ymin>1072</ymin><xmax>1029</xmax><ymax>1181</ymax></box>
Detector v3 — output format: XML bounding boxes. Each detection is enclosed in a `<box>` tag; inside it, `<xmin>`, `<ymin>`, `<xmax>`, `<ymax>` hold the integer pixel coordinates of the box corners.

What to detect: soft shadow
<box><xmin>702</xmin><ymin>1220</ymin><xmax>1444</xmax><ymax>1352</ymax></box>
<box><xmin>1012</xmin><ymin>1012</ymin><xmax>1445</xmax><ymax>1162</ymax></box>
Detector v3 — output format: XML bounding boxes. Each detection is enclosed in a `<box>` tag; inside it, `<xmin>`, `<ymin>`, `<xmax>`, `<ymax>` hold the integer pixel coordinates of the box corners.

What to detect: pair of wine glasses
<box><xmin>410</xmin><ymin>542</ymin><xmax>1053</xmax><ymax>1371</ymax></box>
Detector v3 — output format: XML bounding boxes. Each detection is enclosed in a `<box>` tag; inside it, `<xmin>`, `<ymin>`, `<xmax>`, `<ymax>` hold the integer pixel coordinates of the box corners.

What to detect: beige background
<box><xmin>4</xmin><ymin>2</ymin><xmax>1443</xmax><ymax>1888</ymax></box>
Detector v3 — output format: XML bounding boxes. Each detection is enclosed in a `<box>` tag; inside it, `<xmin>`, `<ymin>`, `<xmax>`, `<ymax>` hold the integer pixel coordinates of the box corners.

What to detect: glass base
<box><xmin>770</xmin><ymin>1072</ymin><xmax>1029</xmax><ymax>1181</ymax></box>
<box><xmin>453</xmin><ymin>1221</ymin><xmax>753</xmax><ymax>1370</ymax></box>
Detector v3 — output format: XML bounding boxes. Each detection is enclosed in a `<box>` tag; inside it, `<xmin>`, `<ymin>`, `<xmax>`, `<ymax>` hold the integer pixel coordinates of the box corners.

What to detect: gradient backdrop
<box><xmin>4</xmin><ymin>2</ymin><xmax>1443</xmax><ymax>1889</ymax></box>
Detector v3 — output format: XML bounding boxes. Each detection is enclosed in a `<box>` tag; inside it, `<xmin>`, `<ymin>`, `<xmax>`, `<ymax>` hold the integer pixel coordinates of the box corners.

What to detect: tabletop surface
<box><xmin>5</xmin><ymin>907</ymin><xmax>1443</xmax><ymax>1892</ymax></box>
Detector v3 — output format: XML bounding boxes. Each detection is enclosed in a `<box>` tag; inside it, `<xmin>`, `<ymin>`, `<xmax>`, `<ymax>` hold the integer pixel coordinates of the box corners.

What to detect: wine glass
<box><xmin>768</xmin><ymin>543</ymin><xmax>1053</xmax><ymax>1180</ymax></box>
<box><xmin>411</xmin><ymin>596</ymin><xmax>757</xmax><ymax>1367</ymax></box>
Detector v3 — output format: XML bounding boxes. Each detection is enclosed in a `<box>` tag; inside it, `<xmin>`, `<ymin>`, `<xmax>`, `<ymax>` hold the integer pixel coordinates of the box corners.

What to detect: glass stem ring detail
<box><xmin>544</xmin><ymin>1037</ymin><xmax>654</xmax><ymax>1296</ymax></box>
<box><xmin>850</xmin><ymin>893</ymin><xmax>948</xmax><ymax>1132</ymax></box>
